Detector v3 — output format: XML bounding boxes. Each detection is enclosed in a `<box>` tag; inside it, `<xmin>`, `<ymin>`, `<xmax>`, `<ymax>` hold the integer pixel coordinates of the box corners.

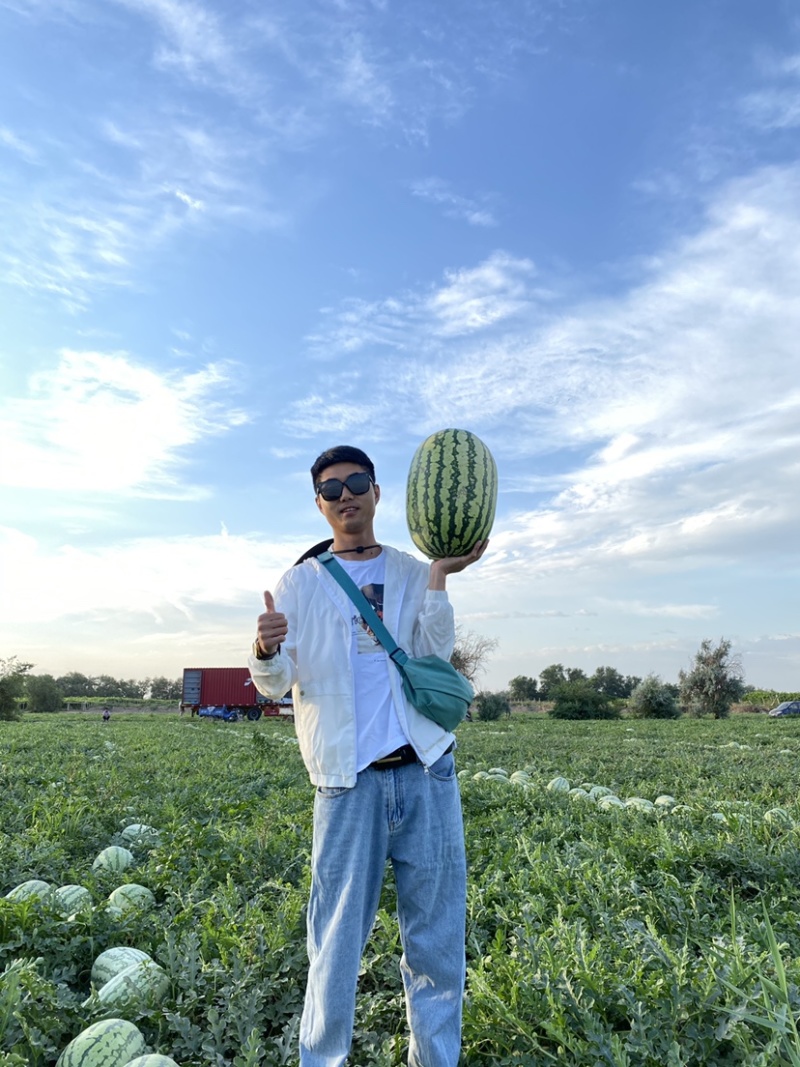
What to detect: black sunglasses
<box><xmin>315</xmin><ymin>472</ymin><xmax>374</xmax><ymax>502</ymax></box>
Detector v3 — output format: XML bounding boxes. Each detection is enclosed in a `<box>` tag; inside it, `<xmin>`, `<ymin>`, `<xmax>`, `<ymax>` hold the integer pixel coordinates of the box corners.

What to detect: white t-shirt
<box><xmin>337</xmin><ymin>553</ymin><xmax>408</xmax><ymax>770</ymax></box>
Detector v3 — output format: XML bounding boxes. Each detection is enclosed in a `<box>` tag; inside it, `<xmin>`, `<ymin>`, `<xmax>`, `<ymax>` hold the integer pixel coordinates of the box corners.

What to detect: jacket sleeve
<box><xmin>410</xmin><ymin>587</ymin><xmax>455</xmax><ymax>661</ymax></box>
<box><xmin>247</xmin><ymin>571</ymin><xmax>298</xmax><ymax>698</ymax></box>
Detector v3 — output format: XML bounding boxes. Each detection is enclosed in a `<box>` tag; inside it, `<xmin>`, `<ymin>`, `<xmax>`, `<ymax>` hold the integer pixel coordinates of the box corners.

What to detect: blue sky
<box><xmin>1</xmin><ymin>0</ymin><xmax>799</xmax><ymax>694</ymax></box>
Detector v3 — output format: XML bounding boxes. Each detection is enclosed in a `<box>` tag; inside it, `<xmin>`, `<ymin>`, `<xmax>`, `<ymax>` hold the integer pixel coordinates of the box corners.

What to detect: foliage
<box><xmin>5</xmin><ymin>714</ymin><xmax>800</xmax><ymax>1064</ymax></box>
<box><xmin>25</xmin><ymin>675</ymin><xmax>64</xmax><ymax>714</ymax></box>
<box><xmin>148</xmin><ymin>676</ymin><xmax>182</xmax><ymax>700</ymax></box>
<box><xmin>590</xmin><ymin>665</ymin><xmax>641</xmax><ymax>699</ymax></box>
<box><xmin>548</xmin><ymin>678</ymin><xmax>619</xmax><ymax>720</ymax></box>
<box><xmin>507</xmin><ymin>675</ymin><xmax>539</xmax><ymax>702</ymax></box>
<box><xmin>628</xmin><ymin>674</ymin><xmax>681</xmax><ymax>719</ymax></box>
<box><xmin>744</xmin><ymin>690</ymin><xmax>800</xmax><ymax>708</ymax></box>
<box><xmin>450</xmin><ymin>626</ymin><xmax>498</xmax><ymax>685</ymax></box>
<box><xmin>55</xmin><ymin>673</ymin><xmax>150</xmax><ymax>699</ymax></box>
<box><xmin>473</xmin><ymin>691</ymin><xmax>511</xmax><ymax>721</ymax></box>
<box><xmin>536</xmin><ymin>664</ymin><xmax>589</xmax><ymax>700</ymax></box>
<box><xmin>0</xmin><ymin>658</ymin><xmax>32</xmax><ymax>722</ymax></box>
<box><xmin>679</xmin><ymin>638</ymin><xmax>746</xmax><ymax>719</ymax></box>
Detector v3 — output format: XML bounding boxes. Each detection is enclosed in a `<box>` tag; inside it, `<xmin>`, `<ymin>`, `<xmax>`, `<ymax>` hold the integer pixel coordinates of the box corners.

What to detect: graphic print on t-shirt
<box><xmin>351</xmin><ymin>583</ymin><xmax>384</xmax><ymax>654</ymax></box>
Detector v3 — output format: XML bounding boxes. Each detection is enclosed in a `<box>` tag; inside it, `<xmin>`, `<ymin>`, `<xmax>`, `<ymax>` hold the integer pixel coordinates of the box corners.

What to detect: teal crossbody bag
<box><xmin>318</xmin><ymin>551</ymin><xmax>473</xmax><ymax>732</ymax></box>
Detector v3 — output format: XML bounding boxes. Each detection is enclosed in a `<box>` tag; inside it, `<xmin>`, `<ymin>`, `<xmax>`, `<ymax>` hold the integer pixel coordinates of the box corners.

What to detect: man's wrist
<box><xmin>252</xmin><ymin>638</ymin><xmax>279</xmax><ymax>661</ymax></box>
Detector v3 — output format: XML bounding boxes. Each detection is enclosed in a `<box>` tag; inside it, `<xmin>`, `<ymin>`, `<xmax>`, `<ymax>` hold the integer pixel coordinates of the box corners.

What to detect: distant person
<box><xmin>249</xmin><ymin>444</ymin><xmax>487</xmax><ymax>1067</ymax></box>
<box><xmin>102</xmin><ymin>707</ymin><xmax>111</xmax><ymax>723</ymax></box>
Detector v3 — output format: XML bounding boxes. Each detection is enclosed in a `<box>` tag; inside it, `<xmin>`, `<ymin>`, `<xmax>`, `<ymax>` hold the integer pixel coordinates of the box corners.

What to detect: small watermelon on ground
<box><xmin>93</xmin><ymin>846</ymin><xmax>135</xmax><ymax>873</ymax></box>
<box><xmin>5</xmin><ymin>879</ymin><xmax>54</xmax><ymax>902</ymax></box>
<box><xmin>88</xmin><ymin>959</ymin><xmax>170</xmax><ymax>1013</ymax></box>
<box><xmin>55</xmin><ymin>1018</ymin><xmax>146</xmax><ymax>1067</ymax></box>
<box><xmin>107</xmin><ymin>884</ymin><xmax>156</xmax><ymax>913</ymax></box>
<box><xmin>119</xmin><ymin>823</ymin><xmax>161</xmax><ymax>849</ymax></box>
<box><xmin>92</xmin><ymin>946</ymin><xmax>153</xmax><ymax>987</ymax></box>
<box><xmin>126</xmin><ymin>1058</ymin><xmax>181</xmax><ymax>1067</ymax></box>
<box><xmin>546</xmin><ymin>776</ymin><xmax>570</xmax><ymax>793</ymax></box>
<box><xmin>406</xmin><ymin>428</ymin><xmax>497</xmax><ymax>559</ymax></box>
<box><xmin>54</xmin><ymin>884</ymin><xmax>93</xmax><ymax>916</ymax></box>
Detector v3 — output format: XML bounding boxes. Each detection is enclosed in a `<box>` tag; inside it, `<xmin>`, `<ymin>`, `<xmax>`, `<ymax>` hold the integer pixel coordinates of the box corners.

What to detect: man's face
<box><xmin>315</xmin><ymin>461</ymin><xmax>380</xmax><ymax>537</ymax></box>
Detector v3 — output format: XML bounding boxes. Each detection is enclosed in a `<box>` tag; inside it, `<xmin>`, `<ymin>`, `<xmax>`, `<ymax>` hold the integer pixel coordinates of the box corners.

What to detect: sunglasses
<box><xmin>315</xmin><ymin>471</ymin><xmax>374</xmax><ymax>502</ymax></box>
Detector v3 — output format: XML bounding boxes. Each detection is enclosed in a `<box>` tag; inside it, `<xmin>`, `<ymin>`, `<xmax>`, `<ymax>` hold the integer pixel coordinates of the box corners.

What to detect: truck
<box><xmin>181</xmin><ymin>667</ymin><xmax>293</xmax><ymax>722</ymax></box>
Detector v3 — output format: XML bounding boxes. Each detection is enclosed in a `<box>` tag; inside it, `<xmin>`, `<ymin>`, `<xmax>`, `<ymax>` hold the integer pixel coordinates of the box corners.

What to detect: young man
<box><xmin>248</xmin><ymin>445</ymin><xmax>487</xmax><ymax>1067</ymax></box>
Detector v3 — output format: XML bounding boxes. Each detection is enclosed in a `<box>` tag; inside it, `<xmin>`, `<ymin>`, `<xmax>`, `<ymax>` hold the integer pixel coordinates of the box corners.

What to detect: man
<box><xmin>248</xmin><ymin>444</ymin><xmax>487</xmax><ymax>1067</ymax></box>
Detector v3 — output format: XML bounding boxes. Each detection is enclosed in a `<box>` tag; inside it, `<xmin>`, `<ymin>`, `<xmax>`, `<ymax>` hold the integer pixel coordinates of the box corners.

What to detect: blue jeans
<box><xmin>299</xmin><ymin>748</ymin><xmax>467</xmax><ymax>1067</ymax></box>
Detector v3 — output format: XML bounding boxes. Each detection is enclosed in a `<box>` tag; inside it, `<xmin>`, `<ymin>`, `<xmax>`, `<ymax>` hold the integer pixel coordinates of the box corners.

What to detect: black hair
<box><xmin>310</xmin><ymin>445</ymin><xmax>376</xmax><ymax>488</ymax></box>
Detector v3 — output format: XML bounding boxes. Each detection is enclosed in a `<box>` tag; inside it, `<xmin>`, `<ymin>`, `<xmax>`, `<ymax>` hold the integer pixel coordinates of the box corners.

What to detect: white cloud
<box><xmin>293</xmin><ymin>163</ymin><xmax>800</xmax><ymax>580</ymax></box>
<box><xmin>0</xmin><ymin>126</ymin><xmax>39</xmax><ymax>163</ymax></box>
<box><xmin>0</xmin><ymin>350</ymin><xmax>249</xmax><ymax>495</ymax></box>
<box><xmin>411</xmin><ymin>177</ymin><xmax>496</xmax><ymax>227</ymax></box>
<box><xmin>305</xmin><ymin>250</ymin><xmax>539</xmax><ymax>359</ymax></box>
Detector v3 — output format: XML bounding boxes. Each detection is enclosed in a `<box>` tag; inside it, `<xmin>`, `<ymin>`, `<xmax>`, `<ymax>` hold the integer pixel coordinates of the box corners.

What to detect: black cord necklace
<box><xmin>332</xmin><ymin>544</ymin><xmax>381</xmax><ymax>555</ymax></box>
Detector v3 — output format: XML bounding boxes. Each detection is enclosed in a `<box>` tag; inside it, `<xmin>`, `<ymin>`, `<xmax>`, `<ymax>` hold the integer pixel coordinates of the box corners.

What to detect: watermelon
<box><xmin>107</xmin><ymin>884</ymin><xmax>156</xmax><ymax>913</ymax></box>
<box><xmin>406</xmin><ymin>428</ymin><xmax>497</xmax><ymax>559</ymax></box>
<box><xmin>92</xmin><ymin>947</ymin><xmax>152</xmax><ymax>987</ymax></box>
<box><xmin>5</xmin><ymin>879</ymin><xmax>54</xmax><ymax>902</ymax></box>
<box><xmin>55</xmin><ymin>1017</ymin><xmax>146</xmax><ymax>1067</ymax></box>
<box><xmin>88</xmin><ymin>959</ymin><xmax>169</xmax><ymax>1013</ymax></box>
<box><xmin>546</xmin><ymin>776</ymin><xmax>570</xmax><ymax>793</ymax></box>
<box><xmin>54</xmin><ymin>884</ymin><xmax>93</xmax><ymax>916</ymax></box>
<box><xmin>93</xmin><ymin>846</ymin><xmax>135</xmax><ymax>873</ymax></box>
<box><xmin>119</xmin><ymin>824</ymin><xmax>160</xmax><ymax>850</ymax></box>
<box><xmin>127</xmin><ymin>1059</ymin><xmax>181</xmax><ymax>1067</ymax></box>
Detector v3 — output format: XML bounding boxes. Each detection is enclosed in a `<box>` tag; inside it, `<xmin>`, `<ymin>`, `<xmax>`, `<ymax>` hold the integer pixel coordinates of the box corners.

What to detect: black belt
<box><xmin>370</xmin><ymin>742</ymin><xmax>453</xmax><ymax>771</ymax></box>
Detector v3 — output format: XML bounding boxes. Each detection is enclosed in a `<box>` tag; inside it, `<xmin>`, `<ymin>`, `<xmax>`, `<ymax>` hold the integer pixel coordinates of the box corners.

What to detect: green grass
<box><xmin>2</xmin><ymin>713</ymin><xmax>800</xmax><ymax>1065</ymax></box>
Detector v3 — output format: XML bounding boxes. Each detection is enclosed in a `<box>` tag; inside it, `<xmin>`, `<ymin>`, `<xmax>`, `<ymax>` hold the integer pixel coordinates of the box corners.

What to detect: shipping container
<box><xmin>181</xmin><ymin>667</ymin><xmax>293</xmax><ymax>721</ymax></box>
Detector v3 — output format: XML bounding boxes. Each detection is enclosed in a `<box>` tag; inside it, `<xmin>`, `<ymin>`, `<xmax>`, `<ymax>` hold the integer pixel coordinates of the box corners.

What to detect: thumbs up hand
<box><xmin>256</xmin><ymin>590</ymin><xmax>288</xmax><ymax>656</ymax></box>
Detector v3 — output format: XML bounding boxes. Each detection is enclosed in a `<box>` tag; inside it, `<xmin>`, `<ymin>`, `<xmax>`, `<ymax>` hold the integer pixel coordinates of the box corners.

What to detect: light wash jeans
<box><xmin>299</xmin><ymin>748</ymin><xmax>467</xmax><ymax>1067</ymax></box>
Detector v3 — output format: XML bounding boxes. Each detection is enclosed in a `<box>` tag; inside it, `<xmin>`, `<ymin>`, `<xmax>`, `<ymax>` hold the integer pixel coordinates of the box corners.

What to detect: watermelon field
<box><xmin>3</xmin><ymin>711</ymin><xmax>800</xmax><ymax>1067</ymax></box>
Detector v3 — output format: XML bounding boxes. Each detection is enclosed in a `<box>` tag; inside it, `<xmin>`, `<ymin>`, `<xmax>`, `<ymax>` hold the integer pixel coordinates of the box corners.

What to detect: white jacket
<box><xmin>248</xmin><ymin>546</ymin><xmax>456</xmax><ymax>787</ymax></box>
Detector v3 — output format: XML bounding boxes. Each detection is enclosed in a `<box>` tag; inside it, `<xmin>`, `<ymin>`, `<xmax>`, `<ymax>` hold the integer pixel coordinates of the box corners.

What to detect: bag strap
<box><xmin>317</xmin><ymin>551</ymin><xmax>408</xmax><ymax>666</ymax></box>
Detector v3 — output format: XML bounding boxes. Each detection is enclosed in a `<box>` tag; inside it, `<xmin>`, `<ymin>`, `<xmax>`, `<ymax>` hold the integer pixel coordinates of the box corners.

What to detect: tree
<box><xmin>450</xmin><ymin>626</ymin><xmax>498</xmax><ymax>686</ymax></box>
<box><xmin>0</xmin><ymin>657</ymin><xmax>33</xmax><ymax>721</ymax></box>
<box><xmin>149</xmin><ymin>676</ymin><xmax>182</xmax><ymax>700</ymax></box>
<box><xmin>26</xmin><ymin>674</ymin><xmax>64</xmax><ymax>713</ymax></box>
<box><xmin>473</xmin><ymin>691</ymin><xmax>511</xmax><ymax>721</ymax></box>
<box><xmin>678</xmin><ymin>638</ymin><xmax>745</xmax><ymax>719</ymax></box>
<box><xmin>56</xmin><ymin>672</ymin><xmax>98</xmax><ymax>697</ymax></box>
<box><xmin>591</xmin><ymin>666</ymin><xmax>639</xmax><ymax>699</ymax></box>
<box><xmin>548</xmin><ymin>678</ymin><xmax>619</xmax><ymax>720</ymax></box>
<box><xmin>537</xmin><ymin>664</ymin><xmax>566</xmax><ymax>699</ymax></box>
<box><xmin>508</xmin><ymin>675</ymin><xmax>538</xmax><ymax>702</ymax></box>
<box><xmin>628</xmin><ymin>675</ymin><xmax>680</xmax><ymax>719</ymax></box>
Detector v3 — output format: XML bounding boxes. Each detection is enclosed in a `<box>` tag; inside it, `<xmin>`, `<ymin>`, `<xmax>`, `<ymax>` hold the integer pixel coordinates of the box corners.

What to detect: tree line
<box><xmin>0</xmin><ymin>659</ymin><xmax>182</xmax><ymax>719</ymax></box>
<box><xmin>474</xmin><ymin>638</ymin><xmax>747</xmax><ymax>722</ymax></box>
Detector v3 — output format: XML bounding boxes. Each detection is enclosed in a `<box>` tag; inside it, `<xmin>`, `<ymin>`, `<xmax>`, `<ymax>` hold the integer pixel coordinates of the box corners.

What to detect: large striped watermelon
<box><xmin>119</xmin><ymin>823</ymin><xmax>160</xmax><ymax>850</ymax></box>
<box><xmin>107</xmin><ymin>884</ymin><xmax>156</xmax><ymax>914</ymax></box>
<box><xmin>92</xmin><ymin>947</ymin><xmax>152</xmax><ymax>987</ymax></box>
<box><xmin>406</xmin><ymin>429</ymin><xmax>497</xmax><ymax>559</ymax></box>
<box><xmin>55</xmin><ymin>1018</ymin><xmax>146</xmax><ymax>1067</ymax></box>
<box><xmin>88</xmin><ymin>959</ymin><xmax>169</xmax><ymax>1013</ymax></box>
<box><xmin>54</xmin><ymin>884</ymin><xmax>93</xmax><ymax>916</ymax></box>
<box><xmin>93</xmin><ymin>846</ymin><xmax>134</xmax><ymax>873</ymax></box>
<box><xmin>5</xmin><ymin>879</ymin><xmax>54</xmax><ymax>902</ymax></box>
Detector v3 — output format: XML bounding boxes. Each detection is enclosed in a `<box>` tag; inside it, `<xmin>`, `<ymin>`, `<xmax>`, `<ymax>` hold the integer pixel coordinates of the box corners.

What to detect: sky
<box><xmin>1</xmin><ymin>0</ymin><xmax>799</xmax><ymax>695</ymax></box>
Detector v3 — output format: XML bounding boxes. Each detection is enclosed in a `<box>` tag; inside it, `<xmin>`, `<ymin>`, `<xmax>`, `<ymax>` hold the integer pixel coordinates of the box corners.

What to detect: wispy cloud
<box><xmin>305</xmin><ymin>250</ymin><xmax>539</xmax><ymax>359</ymax></box>
<box><xmin>742</xmin><ymin>51</ymin><xmax>800</xmax><ymax>129</ymax></box>
<box><xmin>411</xmin><ymin>177</ymin><xmax>496</xmax><ymax>226</ymax></box>
<box><xmin>0</xmin><ymin>125</ymin><xmax>39</xmax><ymax>163</ymax></box>
<box><xmin>0</xmin><ymin>350</ymin><xmax>249</xmax><ymax>495</ymax></box>
<box><xmin>292</xmin><ymin>163</ymin><xmax>800</xmax><ymax>579</ymax></box>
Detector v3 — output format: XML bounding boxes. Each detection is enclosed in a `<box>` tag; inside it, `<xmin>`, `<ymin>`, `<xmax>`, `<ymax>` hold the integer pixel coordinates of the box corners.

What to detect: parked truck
<box><xmin>181</xmin><ymin>667</ymin><xmax>293</xmax><ymax>722</ymax></box>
